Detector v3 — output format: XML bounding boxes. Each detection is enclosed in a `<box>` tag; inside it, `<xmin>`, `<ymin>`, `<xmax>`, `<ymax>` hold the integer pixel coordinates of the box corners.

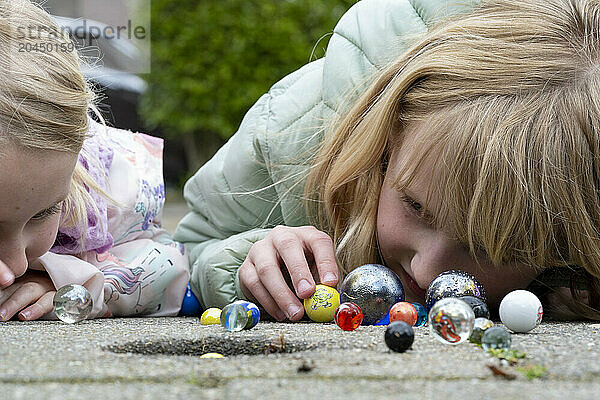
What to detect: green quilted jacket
<box><xmin>173</xmin><ymin>0</ymin><xmax>480</xmax><ymax>309</ymax></box>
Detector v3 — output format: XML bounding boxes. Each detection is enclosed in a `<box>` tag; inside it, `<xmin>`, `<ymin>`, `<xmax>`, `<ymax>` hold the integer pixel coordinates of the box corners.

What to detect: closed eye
<box><xmin>399</xmin><ymin>193</ymin><xmax>434</xmax><ymax>224</ymax></box>
<box><xmin>400</xmin><ymin>193</ymin><xmax>422</xmax><ymax>212</ymax></box>
<box><xmin>31</xmin><ymin>201</ymin><xmax>63</xmax><ymax>221</ymax></box>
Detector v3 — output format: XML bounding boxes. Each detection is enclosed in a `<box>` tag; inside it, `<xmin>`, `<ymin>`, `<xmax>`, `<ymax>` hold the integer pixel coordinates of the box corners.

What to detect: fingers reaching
<box><xmin>238</xmin><ymin>225</ymin><xmax>340</xmax><ymax>323</ymax></box>
<box><xmin>239</xmin><ymin>259</ymin><xmax>286</xmax><ymax>321</ymax></box>
<box><xmin>249</xmin><ymin>239</ymin><xmax>305</xmax><ymax>321</ymax></box>
<box><xmin>18</xmin><ymin>291</ymin><xmax>55</xmax><ymax>321</ymax></box>
<box><xmin>298</xmin><ymin>227</ymin><xmax>338</xmax><ymax>287</ymax></box>
<box><xmin>0</xmin><ymin>259</ymin><xmax>14</xmax><ymax>289</ymax></box>
<box><xmin>271</xmin><ymin>226</ymin><xmax>316</xmax><ymax>299</ymax></box>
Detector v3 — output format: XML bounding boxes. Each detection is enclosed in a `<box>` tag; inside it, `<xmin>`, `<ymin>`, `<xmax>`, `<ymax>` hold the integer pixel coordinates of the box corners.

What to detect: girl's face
<box><xmin>377</xmin><ymin>130</ymin><xmax>539</xmax><ymax>307</ymax></box>
<box><xmin>0</xmin><ymin>145</ymin><xmax>77</xmax><ymax>281</ymax></box>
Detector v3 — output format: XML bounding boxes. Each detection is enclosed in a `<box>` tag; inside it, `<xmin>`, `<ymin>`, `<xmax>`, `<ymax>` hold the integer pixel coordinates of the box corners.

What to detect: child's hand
<box><xmin>0</xmin><ymin>259</ymin><xmax>15</xmax><ymax>288</ymax></box>
<box><xmin>238</xmin><ymin>225</ymin><xmax>339</xmax><ymax>322</ymax></box>
<box><xmin>0</xmin><ymin>268</ymin><xmax>55</xmax><ymax>322</ymax></box>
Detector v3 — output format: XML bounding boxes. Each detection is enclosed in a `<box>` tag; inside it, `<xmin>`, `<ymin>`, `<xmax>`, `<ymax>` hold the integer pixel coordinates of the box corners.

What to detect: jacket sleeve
<box><xmin>173</xmin><ymin>90</ymin><xmax>277</xmax><ymax>310</ymax></box>
<box><xmin>173</xmin><ymin>57</ymin><xmax>326</xmax><ymax>309</ymax></box>
<box><xmin>173</xmin><ymin>0</ymin><xmax>480</xmax><ymax>309</ymax></box>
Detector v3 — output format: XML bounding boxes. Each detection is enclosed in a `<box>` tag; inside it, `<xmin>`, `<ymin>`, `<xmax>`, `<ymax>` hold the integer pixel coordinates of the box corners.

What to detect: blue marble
<box><xmin>410</xmin><ymin>302</ymin><xmax>427</xmax><ymax>327</ymax></box>
<box><xmin>374</xmin><ymin>314</ymin><xmax>390</xmax><ymax>325</ymax></box>
<box><xmin>179</xmin><ymin>283</ymin><xmax>202</xmax><ymax>317</ymax></box>
<box><xmin>233</xmin><ymin>300</ymin><xmax>261</xmax><ymax>329</ymax></box>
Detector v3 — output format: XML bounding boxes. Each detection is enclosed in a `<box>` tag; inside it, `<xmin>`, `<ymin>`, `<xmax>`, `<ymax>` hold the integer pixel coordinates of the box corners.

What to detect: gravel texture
<box><xmin>0</xmin><ymin>318</ymin><xmax>598</xmax><ymax>399</ymax></box>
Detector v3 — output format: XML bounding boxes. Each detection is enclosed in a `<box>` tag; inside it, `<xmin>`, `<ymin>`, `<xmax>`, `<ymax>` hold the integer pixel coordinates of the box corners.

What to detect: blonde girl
<box><xmin>0</xmin><ymin>0</ymin><xmax>188</xmax><ymax>321</ymax></box>
<box><xmin>176</xmin><ymin>0</ymin><xmax>600</xmax><ymax>321</ymax></box>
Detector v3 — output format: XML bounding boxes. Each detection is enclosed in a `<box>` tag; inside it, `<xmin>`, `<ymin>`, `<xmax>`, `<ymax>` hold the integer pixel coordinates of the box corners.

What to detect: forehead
<box><xmin>0</xmin><ymin>146</ymin><xmax>77</xmax><ymax>221</ymax></box>
<box><xmin>389</xmin><ymin>119</ymin><xmax>463</xmax><ymax>233</ymax></box>
<box><xmin>391</xmin><ymin>123</ymin><xmax>443</xmax><ymax>197</ymax></box>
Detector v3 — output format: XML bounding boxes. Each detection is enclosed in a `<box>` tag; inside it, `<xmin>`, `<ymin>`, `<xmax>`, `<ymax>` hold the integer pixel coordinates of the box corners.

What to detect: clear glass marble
<box><xmin>469</xmin><ymin>317</ymin><xmax>494</xmax><ymax>345</ymax></box>
<box><xmin>481</xmin><ymin>326</ymin><xmax>512</xmax><ymax>351</ymax></box>
<box><xmin>428</xmin><ymin>297</ymin><xmax>475</xmax><ymax>345</ymax></box>
<box><xmin>233</xmin><ymin>300</ymin><xmax>261</xmax><ymax>329</ymax></box>
<box><xmin>220</xmin><ymin>303</ymin><xmax>249</xmax><ymax>332</ymax></box>
<box><xmin>53</xmin><ymin>284</ymin><xmax>93</xmax><ymax>324</ymax></box>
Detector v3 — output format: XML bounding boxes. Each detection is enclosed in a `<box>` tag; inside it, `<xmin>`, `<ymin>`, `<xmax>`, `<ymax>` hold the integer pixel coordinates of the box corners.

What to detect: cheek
<box><xmin>25</xmin><ymin>215</ymin><xmax>61</xmax><ymax>260</ymax></box>
<box><xmin>377</xmin><ymin>186</ymin><xmax>415</xmax><ymax>263</ymax></box>
<box><xmin>472</xmin><ymin>267</ymin><xmax>539</xmax><ymax>307</ymax></box>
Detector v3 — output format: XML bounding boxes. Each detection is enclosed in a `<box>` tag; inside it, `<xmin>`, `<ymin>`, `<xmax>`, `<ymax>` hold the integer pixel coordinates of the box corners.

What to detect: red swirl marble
<box><xmin>334</xmin><ymin>302</ymin><xmax>363</xmax><ymax>331</ymax></box>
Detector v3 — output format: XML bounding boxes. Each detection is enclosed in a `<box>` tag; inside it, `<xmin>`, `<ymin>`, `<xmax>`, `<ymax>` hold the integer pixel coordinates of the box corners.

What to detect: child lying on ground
<box><xmin>0</xmin><ymin>0</ymin><xmax>189</xmax><ymax>321</ymax></box>
<box><xmin>175</xmin><ymin>0</ymin><xmax>600</xmax><ymax>321</ymax></box>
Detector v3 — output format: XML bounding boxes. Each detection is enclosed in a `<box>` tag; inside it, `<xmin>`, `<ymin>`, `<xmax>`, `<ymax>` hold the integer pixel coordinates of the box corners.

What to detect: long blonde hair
<box><xmin>305</xmin><ymin>0</ymin><xmax>600</xmax><ymax>317</ymax></box>
<box><xmin>0</xmin><ymin>0</ymin><xmax>103</xmax><ymax>238</ymax></box>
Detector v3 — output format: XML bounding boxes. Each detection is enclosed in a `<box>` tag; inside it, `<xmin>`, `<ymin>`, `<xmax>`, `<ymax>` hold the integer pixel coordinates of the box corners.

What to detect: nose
<box><xmin>409</xmin><ymin>232</ymin><xmax>540</xmax><ymax>307</ymax></box>
<box><xmin>410</xmin><ymin>233</ymin><xmax>479</xmax><ymax>288</ymax></box>
<box><xmin>0</xmin><ymin>238</ymin><xmax>28</xmax><ymax>278</ymax></box>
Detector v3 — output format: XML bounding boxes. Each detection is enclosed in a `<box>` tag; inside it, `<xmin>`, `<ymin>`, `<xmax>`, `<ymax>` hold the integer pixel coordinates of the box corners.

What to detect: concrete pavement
<box><xmin>0</xmin><ymin>318</ymin><xmax>598</xmax><ymax>399</ymax></box>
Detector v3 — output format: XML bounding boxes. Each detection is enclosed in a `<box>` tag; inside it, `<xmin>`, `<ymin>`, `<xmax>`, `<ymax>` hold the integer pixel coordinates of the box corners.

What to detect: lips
<box><xmin>400</xmin><ymin>268</ymin><xmax>426</xmax><ymax>299</ymax></box>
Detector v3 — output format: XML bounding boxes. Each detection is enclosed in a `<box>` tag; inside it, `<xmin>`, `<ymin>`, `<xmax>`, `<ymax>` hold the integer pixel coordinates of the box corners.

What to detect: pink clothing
<box><xmin>36</xmin><ymin>119</ymin><xmax>189</xmax><ymax>319</ymax></box>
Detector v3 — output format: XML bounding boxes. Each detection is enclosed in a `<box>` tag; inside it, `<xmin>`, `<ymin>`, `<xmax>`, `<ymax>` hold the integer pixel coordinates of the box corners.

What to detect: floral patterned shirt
<box><xmin>35</xmin><ymin>119</ymin><xmax>189</xmax><ymax>319</ymax></box>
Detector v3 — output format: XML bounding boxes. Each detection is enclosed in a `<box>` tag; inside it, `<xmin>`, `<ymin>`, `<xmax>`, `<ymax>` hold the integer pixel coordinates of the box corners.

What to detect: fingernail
<box><xmin>297</xmin><ymin>279</ymin><xmax>312</xmax><ymax>296</ymax></box>
<box><xmin>0</xmin><ymin>272</ymin><xmax>13</xmax><ymax>286</ymax></box>
<box><xmin>0</xmin><ymin>309</ymin><xmax>6</xmax><ymax>321</ymax></box>
<box><xmin>286</xmin><ymin>304</ymin><xmax>302</xmax><ymax>319</ymax></box>
<box><xmin>323</xmin><ymin>272</ymin><xmax>337</xmax><ymax>284</ymax></box>
<box><xmin>19</xmin><ymin>311</ymin><xmax>30</xmax><ymax>320</ymax></box>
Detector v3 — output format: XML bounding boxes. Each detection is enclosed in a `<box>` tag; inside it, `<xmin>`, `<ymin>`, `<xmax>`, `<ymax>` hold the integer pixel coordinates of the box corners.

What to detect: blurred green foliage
<box><xmin>140</xmin><ymin>0</ymin><xmax>355</xmax><ymax>167</ymax></box>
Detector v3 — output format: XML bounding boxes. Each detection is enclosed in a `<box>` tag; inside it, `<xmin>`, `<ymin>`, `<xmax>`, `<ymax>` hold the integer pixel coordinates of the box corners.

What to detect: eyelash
<box><xmin>31</xmin><ymin>202</ymin><xmax>63</xmax><ymax>221</ymax></box>
<box><xmin>399</xmin><ymin>193</ymin><xmax>432</xmax><ymax>223</ymax></box>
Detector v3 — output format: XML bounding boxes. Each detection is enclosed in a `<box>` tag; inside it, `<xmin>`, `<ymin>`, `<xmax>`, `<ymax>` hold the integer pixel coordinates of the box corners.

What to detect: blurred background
<box><xmin>34</xmin><ymin>0</ymin><xmax>355</xmax><ymax>231</ymax></box>
<box><xmin>36</xmin><ymin>0</ymin><xmax>356</xmax><ymax>187</ymax></box>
